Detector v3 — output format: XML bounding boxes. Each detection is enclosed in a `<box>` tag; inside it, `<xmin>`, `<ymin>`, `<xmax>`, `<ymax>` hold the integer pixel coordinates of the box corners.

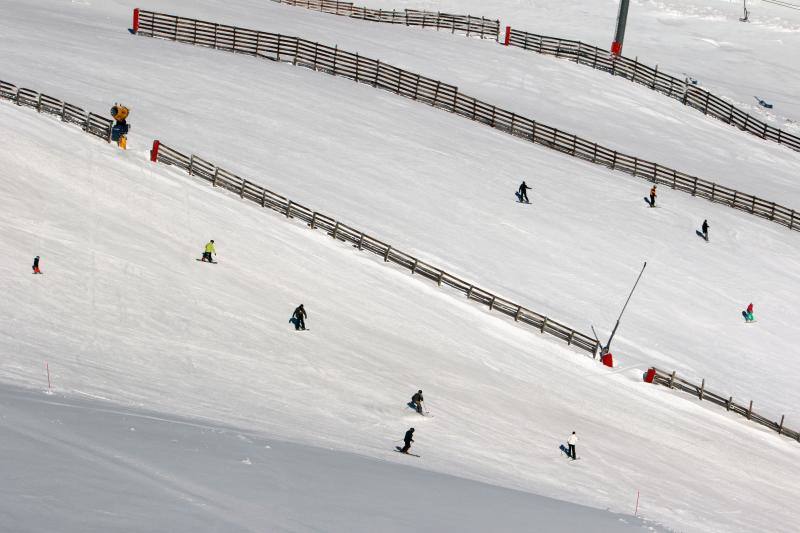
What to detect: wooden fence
<box><xmin>0</xmin><ymin>79</ymin><xmax>112</xmax><ymax>142</ymax></box>
<box><xmin>506</xmin><ymin>28</ymin><xmax>800</xmax><ymax>154</ymax></box>
<box><xmin>151</xmin><ymin>140</ymin><xmax>600</xmax><ymax>356</ymax></box>
<box><xmin>269</xmin><ymin>0</ymin><xmax>499</xmax><ymax>39</ymax></box>
<box><xmin>134</xmin><ymin>10</ymin><xmax>800</xmax><ymax>233</ymax></box>
<box><xmin>645</xmin><ymin>367</ymin><xmax>799</xmax><ymax>442</ymax></box>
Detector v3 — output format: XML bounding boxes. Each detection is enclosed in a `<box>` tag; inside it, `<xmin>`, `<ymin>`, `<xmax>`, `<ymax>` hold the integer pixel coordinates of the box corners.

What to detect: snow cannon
<box><xmin>111</xmin><ymin>104</ymin><xmax>130</xmax><ymax>122</ymax></box>
<box><xmin>643</xmin><ymin>368</ymin><xmax>656</xmax><ymax>383</ymax></box>
<box><xmin>601</xmin><ymin>352</ymin><xmax>614</xmax><ymax>368</ymax></box>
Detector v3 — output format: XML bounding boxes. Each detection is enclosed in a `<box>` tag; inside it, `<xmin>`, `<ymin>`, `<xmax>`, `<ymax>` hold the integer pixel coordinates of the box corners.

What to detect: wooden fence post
<box><xmin>357</xmin><ymin>232</ymin><xmax>364</xmax><ymax>250</ymax></box>
<box><xmin>188</xmin><ymin>154</ymin><xmax>195</xmax><ymax>175</ymax></box>
<box><xmin>488</xmin><ymin>295</ymin><xmax>495</xmax><ymax>309</ymax></box>
<box><xmin>332</xmin><ymin>221</ymin><xmax>339</xmax><ymax>239</ymax></box>
<box><xmin>212</xmin><ymin>168</ymin><xmax>219</xmax><ymax>187</ymax></box>
<box><xmin>383</xmin><ymin>245</ymin><xmax>391</xmax><ymax>262</ymax></box>
<box><xmin>747</xmin><ymin>400</ymin><xmax>753</xmax><ymax>420</ymax></box>
<box><xmin>286</xmin><ymin>199</ymin><xmax>292</xmax><ymax>217</ymax></box>
<box><xmin>778</xmin><ymin>415</ymin><xmax>785</xmax><ymax>435</ymax></box>
<box><xmin>437</xmin><ymin>271</ymin><xmax>444</xmax><ymax>286</ymax></box>
<box><xmin>240</xmin><ymin>180</ymin><xmax>246</xmax><ymax>198</ymax></box>
<box><xmin>790</xmin><ymin>210</ymin><xmax>796</xmax><ymax>231</ymax></box>
<box><xmin>699</xmin><ymin>379</ymin><xmax>705</xmax><ymax>400</ymax></box>
<box><xmin>466</xmin><ymin>285</ymin><xmax>474</xmax><ymax>299</ymax></box>
<box><xmin>726</xmin><ymin>396</ymin><xmax>732</xmax><ymax>411</ymax></box>
<box><xmin>411</xmin><ymin>259</ymin><xmax>418</xmax><ymax>274</ymax></box>
<box><xmin>540</xmin><ymin>317</ymin><xmax>548</xmax><ymax>333</ymax></box>
<box><xmin>514</xmin><ymin>306</ymin><xmax>522</xmax><ymax>321</ymax></box>
<box><xmin>261</xmin><ymin>189</ymin><xmax>267</xmax><ymax>207</ymax></box>
<box><xmin>651</xmin><ymin>65</ymin><xmax>658</xmax><ymax>89</ymax></box>
<box><xmin>310</xmin><ymin>212</ymin><xmax>317</xmax><ymax>229</ymax></box>
<box><xmin>668</xmin><ymin>371</ymin><xmax>676</xmax><ymax>388</ymax></box>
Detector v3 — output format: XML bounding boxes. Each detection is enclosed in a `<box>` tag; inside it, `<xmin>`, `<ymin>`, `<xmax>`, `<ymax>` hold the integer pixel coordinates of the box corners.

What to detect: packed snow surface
<box><xmin>368</xmin><ymin>0</ymin><xmax>800</xmax><ymax>130</ymax></box>
<box><xmin>2</xmin><ymin>81</ymin><xmax>799</xmax><ymax>533</ymax></box>
<box><xmin>1</xmin><ymin>385</ymin><xmax>656</xmax><ymax>533</ymax></box>
<box><xmin>2</xmin><ymin>0</ymin><xmax>800</xmax><ymax>532</ymax></box>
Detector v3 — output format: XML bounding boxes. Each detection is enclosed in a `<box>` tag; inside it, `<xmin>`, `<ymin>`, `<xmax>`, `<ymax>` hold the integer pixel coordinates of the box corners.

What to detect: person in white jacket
<box><xmin>567</xmin><ymin>431</ymin><xmax>578</xmax><ymax>460</ymax></box>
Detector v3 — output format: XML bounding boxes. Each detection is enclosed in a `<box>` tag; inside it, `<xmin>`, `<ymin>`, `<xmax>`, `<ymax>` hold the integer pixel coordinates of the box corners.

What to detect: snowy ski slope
<box><xmin>0</xmin><ymin>385</ymin><xmax>654</xmax><ymax>533</ymax></box>
<box><xmin>367</xmin><ymin>0</ymin><xmax>800</xmax><ymax>131</ymax></box>
<box><xmin>4</xmin><ymin>0</ymin><xmax>799</xmax><ymax>418</ymax></box>
<box><xmin>2</xmin><ymin>0</ymin><xmax>800</xmax><ymax>531</ymax></box>
<box><xmin>2</xmin><ymin>94</ymin><xmax>798</xmax><ymax>533</ymax></box>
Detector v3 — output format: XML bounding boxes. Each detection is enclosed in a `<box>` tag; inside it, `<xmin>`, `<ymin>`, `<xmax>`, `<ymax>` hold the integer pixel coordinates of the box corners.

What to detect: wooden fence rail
<box><xmin>152</xmin><ymin>140</ymin><xmax>600</xmax><ymax>356</ymax></box>
<box><xmin>269</xmin><ymin>0</ymin><xmax>499</xmax><ymax>39</ymax></box>
<box><xmin>134</xmin><ymin>10</ymin><xmax>800</xmax><ymax>233</ymax></box>
<box><xmin>0</xmin><ymin>79</ymin><xmax>113</xmax><ymax>142</ymax></box>
<box><xmin>506</xmin><ymin>28</ymin><xmax>800</xmax><ymax>154</ymax></box>
<box><xmin>263</xmin><ymin>2</ymin><xmax>795</xmax><ymax>152</ymax></box>
<box><xmin>645</xmin><ymin>367</ymin><xmax>799</xmax><ymax>442</ymax></box>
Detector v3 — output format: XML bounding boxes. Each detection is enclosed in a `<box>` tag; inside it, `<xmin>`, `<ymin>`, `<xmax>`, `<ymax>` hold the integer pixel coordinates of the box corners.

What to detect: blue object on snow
<box><xmin>755</xmin><ymin>96</ymin><xmax>773</xmax><ymax>109</ymax></box>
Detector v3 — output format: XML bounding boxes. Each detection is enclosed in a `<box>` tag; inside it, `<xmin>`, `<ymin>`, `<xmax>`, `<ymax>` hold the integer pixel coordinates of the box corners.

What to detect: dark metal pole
<box><xmin>611</xmin><ymin>0</ymin><xmax>631</xmax><ymax>55</ymax></box>
<box><xmin>603</xmin><ymin>261</ymin><xmax>647</xmax><ymax>353</ymax></box>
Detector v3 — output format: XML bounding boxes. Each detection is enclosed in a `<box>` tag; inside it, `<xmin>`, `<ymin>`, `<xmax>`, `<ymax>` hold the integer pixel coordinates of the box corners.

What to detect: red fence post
<box><xmin>133</xmin><ymin>8</ymin><xmax>140</xmax><ymax>33</ymax></box>
<box><xmin>150</xmin><ymin>139</ymin><xmax>160</xmax><ymax>162</ymax></box>
<box><xmin>611</xmin><ymin>41</ymin><xmax>622</xmax><ymax>55</ymax></box>
<box><xmin>504</xmin><ymin>25</ymin><xmax>511</xmax><ymax>46</ymax></box>
<box><xmin>643</xmin><ymin>368</ymin><xmax>656</xmax><ymax>383</ymax></box>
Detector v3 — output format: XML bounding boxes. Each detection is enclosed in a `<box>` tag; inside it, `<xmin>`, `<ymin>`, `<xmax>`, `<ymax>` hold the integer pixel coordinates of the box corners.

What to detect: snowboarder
<box><xmin>110</xmin><ymin>104</ymin><xmax>130</xmax><ymax>149</ymax></box>
<box><xmin>701</xmin><ymin>219</ymin><xmax>709</xmax><ymax>241</ymax></box>
<box><xmin>567</xmin><ymin>431</ymin><xmax>578</xmax><ymax>460</ymax></box>
<box><xmin>201</xmin><ymin>240</ymin><xmax>216</xmax><ymax>263</ymax></box>
<box><xmin>32</xmin><ymin>255</ymin><xmax>41</xmax><ymax>274</ymax></box>
<box><xmin>401</xmin><ymin>427</ymin><xmax>415</xmax><ymax>454</ymax></box>
<box><xmin>517</xmin><ymin>181</ymin><xmax>532</xmax><ymax>203</ymax></box>
<box><xmin>411</xmin><ymin>390</ymin><xmax>424</xmax><ymax>414</ymax></box>
<box><xmin>293</xmin><ymin>304</ymin><xmax>307</xmax><ymax>331</ymax></box>
<box><xmin>649</xmin><ymin>185</ymin><xmax>657</xmax><ymax>208</ymax></box>
<box><xmin>744</xmin><ymin>302</ymin><xmax>755</xmax><ymax>323</ymax></box>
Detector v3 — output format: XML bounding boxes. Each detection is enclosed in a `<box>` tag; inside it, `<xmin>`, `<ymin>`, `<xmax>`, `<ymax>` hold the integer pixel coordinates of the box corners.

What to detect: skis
<box><xmin>395</xmin><ymin>446</ymin><xmax>420</xmax><ymax>457</ymax></box>
<box><xmin>196</xmin><ymin>258</ymin><xmax>218</xmax><ymax>264</ymax></box>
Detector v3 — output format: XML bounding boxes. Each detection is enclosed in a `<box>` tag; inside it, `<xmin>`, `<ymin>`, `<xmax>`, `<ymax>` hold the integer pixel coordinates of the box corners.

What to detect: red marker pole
<box><xmin>133</xmin><ymin>8</ymin><xmax>140</xmax><ymax>34</ymax></box>
<box><xmin>504</xmin><ymin>25</ymin><xmax>511</xmax><ymax>46</ymax></box>
<box><xmin>150</xmin><ymin>139</ymin><xmax>160</xmax><ymax>162</ymax></box>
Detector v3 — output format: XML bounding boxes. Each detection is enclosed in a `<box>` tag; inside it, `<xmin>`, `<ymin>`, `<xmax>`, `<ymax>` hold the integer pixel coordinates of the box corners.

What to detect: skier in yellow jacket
<box><xmin>201</xmin><ymin>240</ymin><xmax>216</xmax><ymax>263</ymax></box>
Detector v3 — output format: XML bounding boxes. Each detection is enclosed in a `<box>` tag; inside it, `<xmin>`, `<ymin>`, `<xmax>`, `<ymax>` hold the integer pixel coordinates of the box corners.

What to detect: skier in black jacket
<box><xmin>411</xmin><ymin>390</ymin><xmax>424</xmax><ymax>414</ymax></box>
<box><xmin>293</xmin><ymin>304</ymin><xmax>307</xmax><ymax>330</ymax></box>
<box><xmin>701</xmin><ymin>219</ymin><xmax>709</xmax><ymax>241</ymax></box>
<box><xmin>401</xmin><ymin>428</ymin><xmax>415</xmax><ymax>454</ymax></box>
<box><xmin>518</xmin><ymin>181</ymin><xmax>532</xmax><ymax>203</ymax></box>
<box><xmin>32</xmin><ymin>255</ymin><xmax>41</xmax><ymax>274</ymax></box>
